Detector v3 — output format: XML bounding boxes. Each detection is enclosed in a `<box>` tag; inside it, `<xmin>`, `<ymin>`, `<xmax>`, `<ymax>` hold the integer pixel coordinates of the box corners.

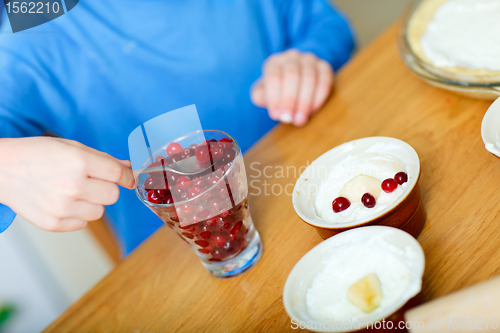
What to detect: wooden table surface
<box><xmin>45</xmin><ymin>23</ymin><xmax>500</xmax><ymax>332</ymax></box>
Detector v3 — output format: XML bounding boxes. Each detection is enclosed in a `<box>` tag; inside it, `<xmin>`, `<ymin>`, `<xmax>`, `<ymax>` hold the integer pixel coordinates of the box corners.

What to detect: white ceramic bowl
<box><xmin>481</xmin><ymin>97</ymin><xmax>500</xmax><ymax>158</ymax></box>
<box><xmin>292</xmin><ymin>137</ymin><xmax>425</xmax><ymax>239</ymax></box>
<box><xmin>283</xmin><ymin>226</ymin><xmax>425</xmax><ymax>332</ymax></box>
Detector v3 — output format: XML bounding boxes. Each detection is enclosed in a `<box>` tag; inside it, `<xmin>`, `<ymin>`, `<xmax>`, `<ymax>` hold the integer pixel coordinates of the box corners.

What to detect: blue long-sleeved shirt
<box><xmin>0</xmin><ymin>0</ymin><xmax>354</xmax><ymax>255</ymax></box>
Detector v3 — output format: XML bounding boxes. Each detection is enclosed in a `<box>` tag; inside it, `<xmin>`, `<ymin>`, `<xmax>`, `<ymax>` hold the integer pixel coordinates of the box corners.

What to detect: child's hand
<box><xmin>0</xmin><ymin>137</ymin><xmax>135</xmax><ymax>232</ymax></box>
<box><xmin>251</xmin><ymin>49</ymin><xmax>334</xmax><ymax>126</ymax></box>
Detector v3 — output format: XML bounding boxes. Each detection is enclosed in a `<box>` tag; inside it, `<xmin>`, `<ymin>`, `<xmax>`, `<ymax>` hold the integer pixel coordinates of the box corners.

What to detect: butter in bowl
<box><xmin>283</xmin><ymin>226</ymin><xmax>425</xmax><ymax>332</ymax></box>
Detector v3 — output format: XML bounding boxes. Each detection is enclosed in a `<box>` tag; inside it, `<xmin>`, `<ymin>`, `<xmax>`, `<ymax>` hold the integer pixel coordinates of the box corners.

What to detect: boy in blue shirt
<box><xmin>0</xmin><ymin>0</ymin><xmax>354</xmax><ymax>255</ymax></box>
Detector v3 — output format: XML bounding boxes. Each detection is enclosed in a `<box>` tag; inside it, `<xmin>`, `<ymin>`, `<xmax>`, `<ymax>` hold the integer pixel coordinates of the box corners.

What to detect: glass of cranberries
<box><xmin>135</xmin><ymin>130</ymin><xmax>262</xmax><ymax>278</ymax></box>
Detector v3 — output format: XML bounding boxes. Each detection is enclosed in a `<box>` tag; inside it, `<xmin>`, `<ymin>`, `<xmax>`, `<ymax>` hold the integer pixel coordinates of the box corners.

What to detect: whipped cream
<box><xmin>315</xmin><ymin>143</ymin><xmax>411</xmax><ymax>224</ymax></box>
<box><xmin>420</xmin><ymin>0</ymin><xmax>500</xmax><ymax>70</ymax></box>
<box><xmin>306</xmin><ymin>230</ymin><xmax>417</xmax><ymax>322</ymax></box>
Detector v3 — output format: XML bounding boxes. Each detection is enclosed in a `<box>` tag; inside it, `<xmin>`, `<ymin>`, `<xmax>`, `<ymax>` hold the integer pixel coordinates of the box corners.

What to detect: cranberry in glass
<box><xmin>218</xmin><ymin>138</ymin><xmax>233</xmax><ymax>149</ymax></box>
<box><xmin>211</xmin><ymin>144</ymin><xmax>224</xmax><ymax>161</ymax></box>
<box><xmin>223</xmin><ymin>240</ymin><xmax>240</xmax><ymax>254</ymax></box>
<box><xmin>382</xmin><ymin>178</ymin><xmax>398</xmax><ymax>193</ymax></box>
<box><xmin>176</xmin><ymin>175</ymin><xmax>191</xmax><ymax>191</ymax></box>
<box><xmin>147</xmin><ymin>190</ymin><xmax>162</xmax><ymax>204</ymax></box>
<box><xmin>200</xmin><ymin>231</ymin><xmax>212</xmax><ymax>239</ymax></box>
<box><xmin>208</xmin><ymin>176</ymin><xmax>220</xmax><ymax>186</ymax></box>
<box><xmin>154</xmin><ymin>155</ymin><xmax>166</xmax><ymax>163</ymax></box>
<box><xmin>153</xmin><ymin>185</ymin><xmax>169</xmax><ymax>199</ymax></box>
<box><xmin>230</xmin><ymin>221</ymin><xmax>242</xmax><ymax>236</ymax></box>
<box><xmin>162</xmin><ymin>194</ymin><xmax>174</xmax><ymax>205</ymax></box>
<box><xmin>332</xmin><ymin>197</ymin><xmax>350</xmax><ymax>213</ymax></box>
<box><xmin>187</xmin><ymin>186</ymin><xmax>201</xmax><ymax>198</ymax></box>
<box><xmin>223</xmin><ymin>148</ymin><xmax>236</xmax><ymax>162</ymax></box>
<box><xmin>219</xmin><ymin>210</ymin><xmax>230</xmax><ymax>218</ymax></box>
<box><xmin>179</xmin><ymin>202</ymin><xmax>194</xmax><ymax>216</ymax></box>
<box><xmin>166</xmin><ymin>171</ymin><xmax>180</xmax><ymax>184</ymax></box>
<box><xmin>165</xmin><ymin>153</ymin><xmax>182</xmax><ymax>165</ymax></box>
<box><xmin>205</xmin><ymin>216</ymin><xmax>218</xmax><ymax>226</ymax></box>
<box><xmin>192</xmin><ymin>176</ymin><xmax>206</xmax><ymax>187</ymax></box>
<box><xmin>199</xmin><ymin>248</ymin><xmax>210</xmax><ymax>254</ymax></box>
<box><xmin>180</xmin><ymin>148</ymin><xmax>194</xmax><ymax>159</ymax></box>
<box><xmin>211</xmin><ymin>248</ymin><xmax>226</xmax><ymax>260</ymax></box>
<box><xmin>144</xmin><ymin>176</ymin><xmax>157</xmax><ymax>190</ymax></box>
<box><xmin>147</xmin><ymin>161</ymin><xmax>160</xmax><ymax>169</ymax></box>
<box><xmin>182</xmin><ymin>232</ymin><xmax>194</xmax><ymax>239</ymax></box>
<box><xmin>195</xmin><ymin>240</ymin><xmax>210</xmax><ymax>248</ymax></box>
<box><xmin>361</xmin><ymin>193</ymin><xmax>376</xmax><ymax>208</ymax></box>
<box><xmin>166</xmin><ymin>142</ymin><xmax>183</xmax><ymax>156</ymax></box>
<box><xmin>195</xmin><ymin>144</ymin><xmax>211</xmax><ymax>164</ymax></box>
<box><xmin>394</xmin><ymin>172</ymin><xmax>408</xmax><ymax>185</ymax></box>
<box><xmin>212</xmin><ymin>232</ymin><xmax>227</xmax><ymax>247</ymax></box>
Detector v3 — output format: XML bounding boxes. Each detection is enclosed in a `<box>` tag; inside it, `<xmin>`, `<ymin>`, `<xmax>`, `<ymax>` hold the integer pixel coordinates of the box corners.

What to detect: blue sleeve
<box><xmin>283</xmin><ymin>0</ymin><xmax>356</xmax><ymax>71</ymax></box>
<box><xmin>0</xmin><ymin>19</ymin><xmax>79</xmax><ymax>139</ymax></box>
<box><xmin>0</xmin><ymin>205</ymin><xmax>16</xmax><ymax>233</ymax></box>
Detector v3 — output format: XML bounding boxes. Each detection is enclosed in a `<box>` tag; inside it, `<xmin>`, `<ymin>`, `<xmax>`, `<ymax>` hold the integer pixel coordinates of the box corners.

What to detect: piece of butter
<box><xmin>346</xmin><ymin>273</ymin><xmax>383</xmax><ymax>313</ymax></box>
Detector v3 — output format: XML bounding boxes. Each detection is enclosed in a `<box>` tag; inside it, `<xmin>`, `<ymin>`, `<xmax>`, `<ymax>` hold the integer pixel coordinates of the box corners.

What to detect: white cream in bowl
<box><xmin>283</xmin><ymin>226</ymin><xmax>425</xmax><ymax>333</ymax></box>
<box><xmin>292</xmin><ymin>137</ymin><xmax>420</xmax><ymax>228</ymax></box>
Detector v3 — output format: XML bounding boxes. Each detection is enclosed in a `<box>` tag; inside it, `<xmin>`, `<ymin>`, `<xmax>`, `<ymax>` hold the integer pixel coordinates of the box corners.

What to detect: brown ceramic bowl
<box><xmin>292</xmin><ymin>137</ymin><xmax>425</xmax><ymax>239</ymax></box>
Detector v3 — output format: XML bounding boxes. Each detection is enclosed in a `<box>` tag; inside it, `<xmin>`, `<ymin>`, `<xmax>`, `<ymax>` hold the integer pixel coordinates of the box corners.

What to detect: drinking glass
<box><xmin>135</xmin><ymin>130</ymin><xmax>262</xmax><ymax>278</ymax></box>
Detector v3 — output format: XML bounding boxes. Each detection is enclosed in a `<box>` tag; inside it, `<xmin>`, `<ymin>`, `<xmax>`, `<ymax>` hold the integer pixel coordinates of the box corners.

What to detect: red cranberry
<box><xmin>223</xmin><ymin>240</ymin><xmax>240</xmax><ymax>254</ymax></box>
<box><xmin>192</xmin><ymin>176</ymin><xmax>206</xmax><ymax>187</ymax></box>
<box><xmin>394</xmin><ymin>172</ymin><xmax>408</xmax><ymax>185</ymax></box>
<box><xmin>382</xmin><ymin>178</ymin><xmax>398</xmax><ymax>193</ymax></box>
<box><xmin>180</xmin><ymin>191</ymin><xmax>188</xmax><ymax>201</ymax></box>
<box><xmin>147</xmin><ymin>162</ymin><xmax>160</xmax><ymax>169</ymax></box>
<box><xmin>179</xmin><ymin>223</ymin><xmax>197</xmax><ymax>231</ymax></box>
<box><xmin>153</xmin><ymin>185</ymin><xmax>169</xmax><ymax>199</ymax></box>
<box><xmin>200</xmin><ymin>231</ymin><xmax>212</xmax><ymax>239</ymax></box>
<box><xmin>162</xmin><ymin>194</ymin><xmax>174</xmax><ymax>205</ymax></box>
<box><xmin>176</xmin><ymin>175</ymin><xmax>191</xmax><ymax>191</ymax></box>
<box><xmin>182</xmin><ymin>232</ymin><xmax>194</xmax><ymax>239</ymax></box>
<box><xmin>166</xmin><ymin>142</ymin><xmax>183</xmax><ymax>156</ymax></box>
<box><xmin>144</xmin><ymin>176</ymin><xmax>158</xmax><ymax>190</ymax></box>
<box><xmin>217</xmin><ymin>217</ymin><xmax>232</xmax><ymax>231</ymax></box>
<box><xmin>361</xmin><ymin>193</ymin><xmax>376</xmax><ymax>208</ymax></box>
<box><xmin>208</xmin><ymin>176</ymin><xmax>220</xmax><ymax>186</ymax></box>
<box><xmin>223</xmin><ymin>148</ymin><xmax>236</xmax><ymax>162</ymax></box>
<box><xmin>195</xmin><ymin>240</ymin><xmax>210</xmax><ymax>248</ymax></box>
<box><xmin>187</xmin><ymin>186</ymin><xmax>201</xmax><ymax>198</ymax></box>
<box><xmin>219</xmin><ymin>210</ymin><xmax>230</xmax><ymax>218</ymax></box>
<box><xmin>218</xmin><ymin>138</ymin><xmax>233</xmax><ymax>149</ymax></box>
<box><xmin>206</xmin><ymin>216</ymin><xmax>218</xmax><ymax>226</ymax></box>
<box><xmin>230</xmin><ymin>221</ymin><xmax>243</xmax><ymax>236</ymax></box>
<box><xmin>332</xmin><ymin>197</ymin><xmax>350</xmax><ymax>213</ymax></box>
<box><xmin>189</xmin><ymin>143</ymin><xmax>199</xmax><ymax>149</ymax></box>
<box><xmin>197</xmin><ymin>209</ymin><xmax>210</xmax><ymax>219</ymax></box>
<box><xmin>171</xmin><ymin>186</ymin><xmax>184</xmax><ymax>198</ymax></box>
<box><xmin>211</xmin><ymin>232</ymin><xmax>227</xmax><ymax>247</ymax></box>
<box><xmin>165</xmin><ymin>153</ymin><xmax>182</xmax><ymax>165</ymax></box>
<box><xmin>194</xmin><ymin>144</ymin><xmax>211</xmax><ymax>164</ymax></box>
<box><xmin>170</xmin><ymin>211</ymin><xmax>179</xmax><ymax>222</ymax></box>
<box><xmin>211</xmin><ymin>247</ymin><xmax>227</xmax><ymax>260</ymax></box>
<box><xmin>180</xmin><ymin>148</ymin><xmax>194</xmax><ymax>159</ymax></box>
<box><xmin>179</xmin><ymin>202</ymin><xmax>194</xmax><ymax>216</ymax></box>
<box><xmin>154</xmin><ymin>155</ymin><xmax>166</xmax><ymax>163</ymax></box>
<box><xmin>210</xmin><ymin>144</ymin><xmax>224</xmax><ymax>161</ymax></box>
<box><xmin>165</xmin><ymin>172</ymin><xmax>180</xmax><ymax>184</ymax></box>
<box><xmin>217</xmin><ymin>163</ymin><xmax>231</xmax><ymax>177</ymax></box>
<box><xmin>147</xmin><ymin>190</ymin><xmax>162</xmax><ymax>204</ymax></box>
<box><xmin>199</xmin><ymin>248</ymin><xmax>210</xmax><ymax>254</ymax></box>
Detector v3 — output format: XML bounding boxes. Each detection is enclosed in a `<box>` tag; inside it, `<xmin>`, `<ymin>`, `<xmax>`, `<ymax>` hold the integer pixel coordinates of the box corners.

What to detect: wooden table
<box><xmin>45</xmin><ymin>23</ymin><xmax>500</xmax><ymax>332</ymax></box>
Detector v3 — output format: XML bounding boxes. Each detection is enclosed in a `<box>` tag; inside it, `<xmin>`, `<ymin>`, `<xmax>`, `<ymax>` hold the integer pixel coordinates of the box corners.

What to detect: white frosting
<box><xmin>420</xmin><ymin>0</ymin><xmax>500</xmax><ymax>71</ymax></box>
<box><xmin>306</xmin><ymin>230</ymin><xmax>415</xmax><ymax>322</ymax></box>
<box><xmin>315</xmin><ymin>143</ymin><xmax>411</xmax><ymax>223</ymax></box>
